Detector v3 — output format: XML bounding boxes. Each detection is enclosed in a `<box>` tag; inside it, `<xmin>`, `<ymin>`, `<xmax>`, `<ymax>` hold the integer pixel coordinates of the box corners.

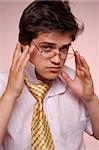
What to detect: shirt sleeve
<box><xmin>0</xmin><ymin>145</ymin><xmax>4</xmax><ymax>150</ymax></box>
<box><xmin>0</xmin><ymin>73</ymin><xmax>8</xmax><ymax>97</ymax></box>
<box><xmin>85</xmin><ymin>110</ymin><xmax>93</xmax><ymax>136</ymax></box>
<box><xmin>0</xmin><ymin>73</ymin><xmax>9</xmax><ymax>149</ymax></box>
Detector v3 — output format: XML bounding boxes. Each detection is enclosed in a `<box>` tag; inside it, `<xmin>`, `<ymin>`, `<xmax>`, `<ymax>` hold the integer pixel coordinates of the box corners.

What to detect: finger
<box><xmin>76</xmin><ymin>69</ymin><xmax>86</xmax><ymax>79</ymax></box>
<box><xmin>79</xmin><ymin>66</ymin><xmax>92</xmax><ymax>79</ymax></box>
<box><xmin>29</xmin><ymin>44</ymin><xmax>35</xmax><ymax>54</ymax></box>
<box><xmin>61</xmin><ymin>71</ymin><xmax>72</xmax><ymax>83</ymax></box>
<box><xmin>80</xmin><ymin>56</ymin><xmax>89</xmax><ymax>70</ymax></box>
<box><xmin>11</xmin><ymin>42</ymin><xmax>21</xmax><ymax>68</ymax></box>
<box><xmin>75</xmin><ymin>51</ymin><xmax>82</xmax><ymax>71</ymax></box>
<box><xmin>77</xmin><ymin>55</ymin><xmax>91</xmax><ymax>78</ymax></box>
<box><xmin>75</xmin><ymin>51</ymin><xmax>89</xmax><ymax>76</ymax></box>
<box><xmin>19</xmin><ymin>53</ymin><xmax>30</xmax><ymax>73</ymax></box>
<box><xmin>16</xmin><ymin>45</ymin><xmax>29</xmax><ymax>71</ymax></box>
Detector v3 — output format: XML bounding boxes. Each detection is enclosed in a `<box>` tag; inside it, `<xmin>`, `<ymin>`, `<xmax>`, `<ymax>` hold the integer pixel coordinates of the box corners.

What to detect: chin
<box><xmin>43</xmin><ymin>74</ymin><xmax>59</xmax><ymax>80</ymax></box>
<box><xmin>36</xmin><ymin>70</ymin><xmax>60</xmax><ymax>81</ymax></box>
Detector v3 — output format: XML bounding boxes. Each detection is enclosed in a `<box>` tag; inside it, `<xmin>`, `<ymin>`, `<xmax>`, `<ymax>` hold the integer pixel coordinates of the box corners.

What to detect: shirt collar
<box><xmin>24</xmin><ymin>61</ymin><xmax>43</xmax><ymax>84</ymax></box>
<box><xmin>47</xmin><ymin>77</ymin><xmax>66</xmax><ymax>97</ymax></box>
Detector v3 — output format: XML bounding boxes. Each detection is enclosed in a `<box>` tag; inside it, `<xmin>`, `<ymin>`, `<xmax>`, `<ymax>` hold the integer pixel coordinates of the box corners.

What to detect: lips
<box><xmin>48</xmin><ymin>67</ymin><xmax>61</xmax><ymax>73</ymax></box>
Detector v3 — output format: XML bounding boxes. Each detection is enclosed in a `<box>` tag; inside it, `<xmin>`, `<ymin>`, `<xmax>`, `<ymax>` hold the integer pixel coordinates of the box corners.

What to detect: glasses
<box><xmin>32</xmin><ymin>40</ymin><xmax>75</xmax><ymax>59</ymax></box>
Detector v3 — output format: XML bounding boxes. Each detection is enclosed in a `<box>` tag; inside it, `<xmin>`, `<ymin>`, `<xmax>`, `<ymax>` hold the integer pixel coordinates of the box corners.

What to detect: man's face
<box><xmin>29</xmin><ymin>32</ymin><xmax>72</xmax><ymax>81</ymax></box>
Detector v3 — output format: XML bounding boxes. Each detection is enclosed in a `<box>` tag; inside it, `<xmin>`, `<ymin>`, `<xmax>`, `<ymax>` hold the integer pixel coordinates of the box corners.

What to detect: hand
<box><xmin>61</xmin><ymin>51</ymin><xmax>95</xmax><ymax>102</ymax></box>
<box><xmin>5</xmin><ymin>42</ymin><xmax>34</xmax><ymax>99</ymax></box>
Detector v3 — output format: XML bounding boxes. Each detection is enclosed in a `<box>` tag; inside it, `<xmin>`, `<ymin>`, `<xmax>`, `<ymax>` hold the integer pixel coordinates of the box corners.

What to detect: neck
<box><xmin>35</xmin><ymin>69</ymin><xmax>53</xmax><ymax>85</ymax></box>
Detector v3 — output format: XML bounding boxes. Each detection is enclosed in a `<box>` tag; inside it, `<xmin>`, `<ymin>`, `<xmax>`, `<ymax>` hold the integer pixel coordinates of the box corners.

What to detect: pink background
<box><xmin>0</xmin><ymin>0</ymin><xmax>99</xmax><ymax>149</ymax></box>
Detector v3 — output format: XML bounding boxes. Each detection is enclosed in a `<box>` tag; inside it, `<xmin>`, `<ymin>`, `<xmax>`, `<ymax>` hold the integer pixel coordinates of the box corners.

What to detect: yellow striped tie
<box><xmin>24</xmin><ymin>77</ymin><xmax>55</xmax><ymax>150</ymax></box>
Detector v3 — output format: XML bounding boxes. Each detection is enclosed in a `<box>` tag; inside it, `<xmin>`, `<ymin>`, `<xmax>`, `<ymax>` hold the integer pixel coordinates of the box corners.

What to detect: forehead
<box><xmin>33</xmin><ymin>32</ymin><xmax>72</xmax><ymax>46</ymax></box>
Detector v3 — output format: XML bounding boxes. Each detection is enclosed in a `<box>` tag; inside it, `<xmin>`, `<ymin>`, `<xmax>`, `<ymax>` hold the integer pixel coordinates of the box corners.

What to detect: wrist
<box><xmin>84</xmin><ymin>94</ymin><xmax>99</xmax><ymax>107</ymax></box>
<box><xmin>3</xmin><ymin>89</ymin><xmax>18</xmax><ymax>101</ymax></box>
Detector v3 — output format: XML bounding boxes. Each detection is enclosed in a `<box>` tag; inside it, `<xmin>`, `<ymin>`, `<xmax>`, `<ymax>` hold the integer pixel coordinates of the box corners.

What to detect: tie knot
<box><xmin>30</xmin><ymin>83</ymin><xmax>49</xmax><ymax>102</ymax></box>
<box><xmin>24</xmin><ymin>76</ymin><xmax>49</xmax><ymax>102</ymax></box>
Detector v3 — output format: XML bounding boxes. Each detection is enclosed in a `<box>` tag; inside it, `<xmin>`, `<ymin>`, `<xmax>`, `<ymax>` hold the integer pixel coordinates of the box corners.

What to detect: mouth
<box><xmin>47</xmin><ymin>67</ymin><xmax>61</xmax><ymax>73</ymax></box>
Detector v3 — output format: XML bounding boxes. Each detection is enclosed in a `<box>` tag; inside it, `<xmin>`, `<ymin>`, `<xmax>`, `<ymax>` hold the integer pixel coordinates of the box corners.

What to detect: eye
<box><xmin>41</xmin><ymin>45</ymin><xmax>53</xmax><ymax>52</ymax></box>
<box><xmin>60</xmin><ymin>46</ymin><xmax>70</xmax><ymax>54</ymax></box>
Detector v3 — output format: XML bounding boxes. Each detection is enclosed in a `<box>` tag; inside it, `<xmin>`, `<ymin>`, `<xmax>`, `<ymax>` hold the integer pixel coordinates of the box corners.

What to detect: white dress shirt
<box><xmin>0</xmin><ymin>62</ymin><xmax>93</xmax><ymax>150</ymax></box>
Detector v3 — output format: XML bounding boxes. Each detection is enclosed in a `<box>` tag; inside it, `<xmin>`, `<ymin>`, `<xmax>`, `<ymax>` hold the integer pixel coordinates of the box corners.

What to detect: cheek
<box><xmin>30</xmin><ymin>51</ymin><xmax>39</xmax><ymax>64</ymax></box>
<box><xmin>29</xmin><ymin>52</ymin><xmax>46</xmax><ymax>68</ymax></box>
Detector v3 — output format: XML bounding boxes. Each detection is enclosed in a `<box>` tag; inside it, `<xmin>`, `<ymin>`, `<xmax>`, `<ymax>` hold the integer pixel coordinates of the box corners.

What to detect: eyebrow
<box><xmin>39</xmin><ymin>42</ymin><xmax>71</xmax><ymax>48</ymax></box>
<box><xmin>60</xmin><ymin>43</ymin><xmax>71</xmax><ymax>50</ymax></box>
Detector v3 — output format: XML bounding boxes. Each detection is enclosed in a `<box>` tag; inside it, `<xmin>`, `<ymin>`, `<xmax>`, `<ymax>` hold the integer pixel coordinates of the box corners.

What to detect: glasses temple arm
<box><xmin>32</xmin><ymin>40</ymin><xmax>41</xmax><ymax>52</ymax></box>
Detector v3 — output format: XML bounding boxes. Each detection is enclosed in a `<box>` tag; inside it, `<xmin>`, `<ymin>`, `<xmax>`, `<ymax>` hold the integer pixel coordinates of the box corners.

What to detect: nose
<box><xmin>50</xmin><ymin>51</ymin><xmax>61</xmax><ymax>65</ymax></box>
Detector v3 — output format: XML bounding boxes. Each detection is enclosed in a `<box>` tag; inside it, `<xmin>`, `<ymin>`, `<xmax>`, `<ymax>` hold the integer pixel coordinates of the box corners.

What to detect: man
<box><xmin>0</xmin><ymin>0</ymin><xmax>99</xmax><ymax>150</ymax></box>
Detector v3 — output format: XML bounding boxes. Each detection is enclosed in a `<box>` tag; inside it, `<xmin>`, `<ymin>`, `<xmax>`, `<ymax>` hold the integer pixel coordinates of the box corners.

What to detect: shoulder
<box><xmin>0</xmin><ymin>72</ymin><xmax>9</xmax><ymax>96</ymax></box>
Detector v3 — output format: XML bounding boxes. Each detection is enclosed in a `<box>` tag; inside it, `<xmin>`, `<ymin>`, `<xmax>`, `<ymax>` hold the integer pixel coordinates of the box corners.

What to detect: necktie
<box><xmin>24</xmin><ymin>76</ymin><xmax>55</xmax><ymax>150</ymax></box>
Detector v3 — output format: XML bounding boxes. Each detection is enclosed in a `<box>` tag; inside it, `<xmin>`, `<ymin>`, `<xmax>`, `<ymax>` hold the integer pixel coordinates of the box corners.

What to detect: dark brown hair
<box><xmin>19</xmin><ymin>0</ymin><xmax>84</xmax><ymax>45</ymax></box>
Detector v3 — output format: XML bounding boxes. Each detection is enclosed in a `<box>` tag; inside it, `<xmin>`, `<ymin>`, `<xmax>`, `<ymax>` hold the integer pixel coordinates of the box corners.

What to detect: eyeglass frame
<box><xmin>31</xmin><ymin>40</ymin><xmax>75</xmax><ymax>59</ymax></box>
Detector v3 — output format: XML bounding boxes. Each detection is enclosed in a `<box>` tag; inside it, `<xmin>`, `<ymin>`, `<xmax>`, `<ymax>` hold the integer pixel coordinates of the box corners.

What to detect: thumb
<box><xmin>61</xmin><ymin>71</ymin><xmax>72</xmax><ymax>83</ymax></box>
